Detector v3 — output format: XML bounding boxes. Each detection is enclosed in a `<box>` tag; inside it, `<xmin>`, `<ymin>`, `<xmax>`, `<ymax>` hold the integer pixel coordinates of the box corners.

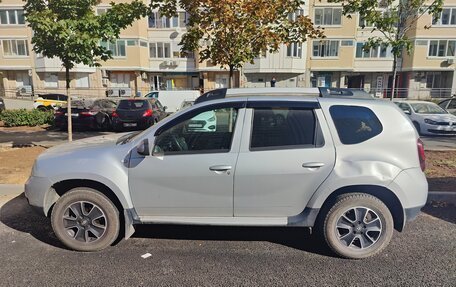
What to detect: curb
<box><xmin>0</xmin><ymin>184</ymin><xmax>24</xmax><ymax>196</ymax></box>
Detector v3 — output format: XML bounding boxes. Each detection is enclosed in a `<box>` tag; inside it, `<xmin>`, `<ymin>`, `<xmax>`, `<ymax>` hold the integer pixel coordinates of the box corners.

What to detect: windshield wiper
<box><xmin>116</xmin><ymin>131</ymin><xmax>141</xmax><ymax>145</ymax></box>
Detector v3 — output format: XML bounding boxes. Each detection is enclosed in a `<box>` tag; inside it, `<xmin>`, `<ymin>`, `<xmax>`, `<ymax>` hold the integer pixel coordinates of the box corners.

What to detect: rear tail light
<box><xmin>80</xmin><ymin>110</ymin><xmax>97</xmax><ymax>116</ymax></box>
<box><xmin>112</xmin><ymin>111</ymin><xmax>119</xmax><ymax>118</ymax></box>
<box><xmin>54</xmin><ymin>111</ymin><xmax>64</xmax><ymax>116</ymax></box>
<box><xmin>417</xmin><ymin>138</ymin><xmax>426</xmax><ymax>171</ymax></box>
<box><xmin>142</xmin><ymin>109</ymin><xmax>153</xmax><ymax>117</ymax></box>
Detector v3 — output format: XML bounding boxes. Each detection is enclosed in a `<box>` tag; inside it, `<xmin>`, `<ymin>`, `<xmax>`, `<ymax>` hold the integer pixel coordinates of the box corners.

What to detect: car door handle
<box><xmin>302</xmin><ymin>162</ymin><xmax>325</xmax><ymax>169</ymax></box>
<box><xmin>209</xmin><ymin>165</ymin><xmax>232</xmax><ymax>172</ymax></box>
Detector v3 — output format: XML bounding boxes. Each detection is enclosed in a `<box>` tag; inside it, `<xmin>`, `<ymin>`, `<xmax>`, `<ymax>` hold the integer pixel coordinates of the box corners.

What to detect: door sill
<box><xmin>138</xmin><ymin>216</ymin><xmax>288</xmax><ymax>226</ymax></box>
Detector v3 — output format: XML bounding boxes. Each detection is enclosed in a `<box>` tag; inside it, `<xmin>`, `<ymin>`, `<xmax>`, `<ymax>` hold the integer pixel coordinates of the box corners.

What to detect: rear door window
<box><xmin>330</xmin><ymin>105</ymin><xmax>383</xmax><ymax>144</ymax></box>
<box><xmin>250</xmin><ymin>108</ymin><xmax>317</xmax><ymax>150</ymax></box>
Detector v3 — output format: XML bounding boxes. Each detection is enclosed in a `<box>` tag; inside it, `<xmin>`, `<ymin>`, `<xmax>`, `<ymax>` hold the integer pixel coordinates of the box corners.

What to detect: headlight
<box><xmin>207</xmin><ymin>116</ymin><xmax>216</xmax><ymax>122</ymax></box>
<box><xmin>424</xmin><ymin>119</ymin><xmax>438</xmax><ymax>125</ymax></box>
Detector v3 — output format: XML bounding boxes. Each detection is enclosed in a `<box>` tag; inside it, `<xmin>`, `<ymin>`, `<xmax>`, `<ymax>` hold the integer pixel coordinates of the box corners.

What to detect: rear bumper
<box><xmin>404</xmin><ymin>206</ymin><xmax>424</xmax><ymax>222</ymax></box>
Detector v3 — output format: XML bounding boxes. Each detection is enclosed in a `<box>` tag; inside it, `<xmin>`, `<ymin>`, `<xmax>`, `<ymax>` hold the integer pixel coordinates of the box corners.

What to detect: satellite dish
<box><xmin>170</xmin><ymin>31</ymin><xmax>179</xmax><ymax>40</ymax></box>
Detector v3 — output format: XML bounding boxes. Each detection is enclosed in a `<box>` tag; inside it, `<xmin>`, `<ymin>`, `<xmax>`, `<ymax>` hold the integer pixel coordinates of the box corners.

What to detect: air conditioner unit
<box><xmin>447</xmin><ymin>58</ymin><xmax>455</xmax><ymax>65</ymax></box>
<box><xmin>119</xmin><ymin>88</ymin><xmax>132</xmax><ymax>97</ymax></box>
<box><xmin>141</xmin><ymin>72</ymin><xmax>148</xmax><ymax>80</ymax></box>
<box><xmin>106</xmin><ymin>88</ymin><xmax>117</xmax><ymax>97</ymax></box>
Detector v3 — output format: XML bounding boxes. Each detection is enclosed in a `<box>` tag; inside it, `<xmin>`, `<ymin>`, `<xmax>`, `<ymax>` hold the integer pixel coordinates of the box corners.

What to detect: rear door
<box><xmin>234</xmin><ymin>101</ymin><xmax>336</xmax><ymax>217</ymax></box>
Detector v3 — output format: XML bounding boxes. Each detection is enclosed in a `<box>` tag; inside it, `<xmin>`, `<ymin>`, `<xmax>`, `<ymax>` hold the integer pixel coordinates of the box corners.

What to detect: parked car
<box><xmin>438</xmin><ymin>97</ymin><xmax>456</xmax><ymax>115</ymax></box>
<box><xmin>0</xmin><ymin>97</ymin><xmax>5</xmax><ymax>113</ymax></box>
<box><xmin>112</xmin><ymin>98</ymin><xmax>167</xmax><ymax>132</ymax></box>
<box><xmin>26</xmin><ymin>88</ymin><xmax>427</xmax><ymax>259</ymax></box>
<box><xmin>54</xmin><ymin>99</ymin><xmax>118</xmax><ymax>131</ymax></box>
<box><xmin>177</xmin><ymin>100</ymin><xmax>194</xmax><ymax>111</ymax></box>
<box><xmin>143</xmin><ymin>90</ymin><xmax>200</xmax><ymax>112</ymax></box>
<box><xmin>395</xmin><ymin>100</ymin><xmax>456</xmax><ymax>136</ymax></box>
<box><xmin>33</xmin><ymin>93</ymin><xmax>68</xmax><ymax>111</ymax></box>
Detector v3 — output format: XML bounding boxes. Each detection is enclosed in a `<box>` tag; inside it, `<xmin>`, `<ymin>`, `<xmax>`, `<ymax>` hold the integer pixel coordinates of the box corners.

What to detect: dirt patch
<box><xmin>426</xmin><ymin>150</ymin><xmax>456</xmax><ymax>191</ymax></box>
<box><xmin>0</xmin><ymin>146</ymin><xmax>46</xmax><ymax>184</ymax></box>
<box><xmin>0</xmin><ymin>147</ymin><xmax>454</xmax><ymax>191</ymax></box>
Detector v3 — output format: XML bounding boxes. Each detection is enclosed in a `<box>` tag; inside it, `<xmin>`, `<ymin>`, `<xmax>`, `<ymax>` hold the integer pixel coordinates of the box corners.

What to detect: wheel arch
<box><xmin>316</xmin><ymin>185</ymin><xmax>405</xmax><ymax>232</ymax></box>
<box><xmin>49</xmin><ymin>179</ymin><xmax>136</xmax><ymax>240</ymax></box>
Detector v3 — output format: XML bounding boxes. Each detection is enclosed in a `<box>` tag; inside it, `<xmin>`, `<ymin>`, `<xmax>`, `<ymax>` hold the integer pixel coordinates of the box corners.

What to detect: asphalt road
<box><xmin>0</xmin><ymin>194</ymin><xmax>454</xmax><ymax>287</ymax></box>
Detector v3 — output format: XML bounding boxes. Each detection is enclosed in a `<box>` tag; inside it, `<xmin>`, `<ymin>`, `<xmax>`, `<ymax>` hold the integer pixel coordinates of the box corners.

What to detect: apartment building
<box><xmin>1</xmin><ymin>0</ymin><xmax>455</xmax><ymax>99</ymax></box>
<box><xmin>305</xmin><ymin>0</ymin><xmax>456</xmax><ymax>98</ymax></box>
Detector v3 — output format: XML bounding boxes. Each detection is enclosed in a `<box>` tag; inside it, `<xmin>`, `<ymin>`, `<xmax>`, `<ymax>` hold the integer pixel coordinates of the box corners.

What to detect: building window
<box><xmin>433</xmin><ymin>8</ymin><xmax>456</xmax><ymax>25</ymax></box>
<box><xmin>312</xmin><ymin>40</ymin><xmax>339</xmax><ymax>57</ymax></box>
<box><xmin>286</xmin><ymin>43</ymin><xmax>302</xmax><ymax>58</ymax></box>
<box><xmin>0</xmin><ymin>9</ymin><xmax>25</xmax><ymax>25</ymax></box>
<box><xmin>101</xmin><ymin>40</ymin><xmax>126</xmax><ymax>57</ymax></box>
<box><xmin>44</xmin><ymin>73</ymin><xmax>59</xmax><ymax>88</ymax></box>
<box><xmin>426</xmin><ymin>72</ymin><xmax>442</xmax><ymax>89</ymax></box>
<box><xmin>75</xmin><ymin>73</ymin><xmax>89</xmax><ymax>88</ymax></box>
<box><xmin>2</xmin><ymin>39</ymin><xmax>29</xmax><ymax>57</ymax></box>
<box><xmin>314</xmin><ymin>8</ymin><xmax>342</xmax><ymax>26</ymax></box>
<box><xmin>148</xmin><ymin>11</ymin><xmax>189</xmax><ymax>28</ymax></box>
<box><xmin>356</xmin><ymin>42</ymin><xmax>392</xmax><ymax>58</ymax></box>
<box><xmin>149</xmin><ymin>42</ymin><xmax>171</xmax><ymax>58</ymax></box>
<box><xmin>358</xmin><ymin>15</ymin><xmax>374</xmax><ymax>28</ymax></box>
<box><xmin>96</xmin><ymin>7</ymin><xmax>111</xmax><ymax>15</ymax></box>
<box><xmin>428</xmin><ymin>40</ymin><xmax>456</xmax><ymax>57</ymax></box>
<box><xmin>288</xmin><ymin>9</ymin><xmax>304</xmax><ymax>21</ymax></box>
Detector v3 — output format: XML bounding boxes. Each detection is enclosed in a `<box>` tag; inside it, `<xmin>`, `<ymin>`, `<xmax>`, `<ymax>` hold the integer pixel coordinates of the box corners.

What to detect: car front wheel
<box><xmin>51</xmin><ymin>187</ymin><xmax>120</xmax><ymax>252</ymax></box>
<box><xmin>322</xmin><ymin>193</ymin><xmax>394</xmax><ymax>259</ymax></box>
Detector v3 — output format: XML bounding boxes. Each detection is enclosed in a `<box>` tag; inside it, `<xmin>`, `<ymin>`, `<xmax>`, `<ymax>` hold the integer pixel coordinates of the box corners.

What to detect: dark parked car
<box><xmin>54</xmin><ymin>99</ymin><xmax>118</xmax><ymax>130</ymax></box>
<box><xmin>439</xmin><ymin>97</ymin><xmax>456</xmax><ymax>115</ymax></box>
<box><xmin>0</xmin><ymin>97</ymin><xmax>5</xmax><ymax>113</ymax></box>
<box><xmin>112</xmin><ymin>98</ymin><xmax>167</xmax><ymax>131</ymax></box>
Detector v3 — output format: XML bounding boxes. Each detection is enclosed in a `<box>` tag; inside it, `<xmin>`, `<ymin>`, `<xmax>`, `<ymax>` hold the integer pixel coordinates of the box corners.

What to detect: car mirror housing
<box><xmin>404</xmin><ymin>110</ymin><xmax>411</xmax><ymax>115</ymax></box>
<box><xmin>137</xmin><ymin>138</ymin><xmax>150</xmax><ymax>156</ymax></box>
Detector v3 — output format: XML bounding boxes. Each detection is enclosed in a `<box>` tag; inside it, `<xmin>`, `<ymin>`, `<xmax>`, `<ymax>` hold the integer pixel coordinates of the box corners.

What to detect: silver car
<box><xmin>25</xmin><ymin>88</ymin><xmax>427</xmax><ymax>259</ymax></box>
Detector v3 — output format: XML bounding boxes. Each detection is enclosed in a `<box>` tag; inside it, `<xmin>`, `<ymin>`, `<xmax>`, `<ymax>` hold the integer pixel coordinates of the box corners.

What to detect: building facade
<box><xmin>1</xmin><ymin>0</ymin><xmax>455</xmax><ymax>99</ymax></box>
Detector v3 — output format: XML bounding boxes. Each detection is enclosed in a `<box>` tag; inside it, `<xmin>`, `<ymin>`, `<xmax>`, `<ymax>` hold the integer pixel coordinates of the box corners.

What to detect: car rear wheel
<box><xmin>321</xmin><ymin>193</ymin><xmax>393</xmax><ymax>259</ymax></box>
<box><xmin>51</xmin><ymin>187</ymin><xmax>120</xmax><ymax>252</ymax></box>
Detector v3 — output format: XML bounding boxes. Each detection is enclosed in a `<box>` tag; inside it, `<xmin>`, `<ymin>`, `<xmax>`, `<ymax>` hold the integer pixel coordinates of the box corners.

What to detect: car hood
<box><xmin>38</xmin><ymin>133</ymin><xmax>126</xmax><ymax>160</ymax></box>
<box><xmin>420</xmin><ymin>113</ymin><xmax>456</xmax><ymax>122</ymax></box>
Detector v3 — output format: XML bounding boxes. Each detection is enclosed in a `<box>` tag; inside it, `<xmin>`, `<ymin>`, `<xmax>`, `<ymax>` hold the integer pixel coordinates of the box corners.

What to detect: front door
<box><xmin>234</xmin><ymin>103</ymin><xmax>335</xmax><ymax>217</ymax></box>
<box><xmin>129</xmin><ymin>102</ymin><xmax>245</xmax><ymax>217</ymax></box>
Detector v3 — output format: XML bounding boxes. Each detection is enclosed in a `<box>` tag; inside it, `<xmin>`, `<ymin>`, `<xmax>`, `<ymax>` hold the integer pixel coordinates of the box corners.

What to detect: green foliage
<box><xmin>0</xmin><ymin>109</ymin><xmax>54</xmax><ymax>127</ymax></box>
<box><xmin>153</xmin><ymin>0</ymin><xmax>323</xmax><ymax>87</ymax></box>
<box><xmin>336</xmin><ymin>0</ymin><xmax>444</xmax><ymax>57</ymax></box>
<box><xmin>24</xmin><ymin>0</ymin><xmax>148</xmax><ymax>71</ymax></box>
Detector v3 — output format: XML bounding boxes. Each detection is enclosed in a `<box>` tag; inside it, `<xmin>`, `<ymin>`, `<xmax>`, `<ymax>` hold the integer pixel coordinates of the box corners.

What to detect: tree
<box><xmin>154</xmin><ymin>0</ymin><xmax>323</xmax><ymax>88</ymax></box>
<box><xmin>25</xmin><ymin>0</ymin><xmax>147</xmax><ymax>141</ymax></box>
<box><xmin>336</xmin><ymin>0</ymin><xmax>444</xmax><ymax>99</ymax></box>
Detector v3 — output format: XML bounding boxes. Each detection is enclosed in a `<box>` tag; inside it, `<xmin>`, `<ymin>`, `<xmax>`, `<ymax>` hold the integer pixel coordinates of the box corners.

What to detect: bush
<box><xmin>0</xmin><ymin>109</ymin><xmax>54</xmax><ymax>127</ymax></box>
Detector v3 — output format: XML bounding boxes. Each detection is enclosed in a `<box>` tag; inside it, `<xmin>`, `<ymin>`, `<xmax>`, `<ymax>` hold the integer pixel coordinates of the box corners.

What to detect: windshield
<box><xmin>410</xmin><ymin>103</ymin><xmax>447</xmax><ymax>114</ymax></box>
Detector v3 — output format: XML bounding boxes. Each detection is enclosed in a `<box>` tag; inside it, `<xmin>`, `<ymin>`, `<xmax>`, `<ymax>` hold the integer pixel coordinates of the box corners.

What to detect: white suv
<box><xmin>25</xmin><ymin>88</ymin><xmax>427</xmax><ymax>259</ymax></box>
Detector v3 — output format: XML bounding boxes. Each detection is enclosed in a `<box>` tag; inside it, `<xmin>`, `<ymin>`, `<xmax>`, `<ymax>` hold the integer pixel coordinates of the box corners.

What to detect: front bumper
<box><xmin>24</xmin><ymin>176</ymin><xmax>54</xmax><ymax>217</ymax></box>
<box><xmin>424</xmin><ymin>123</ymin><xmax>456</xmax><ymax>135</ymax></box>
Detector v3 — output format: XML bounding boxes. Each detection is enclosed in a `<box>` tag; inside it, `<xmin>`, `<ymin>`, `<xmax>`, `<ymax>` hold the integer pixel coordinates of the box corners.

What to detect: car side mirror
<box><xmin>137</xmin><ymin>138</ymin><xmax>150</xmax><ymax>156</ymax></box>
<box><xmin>163</xmin><ymin>106</ymin><xmax>168</xmax><ymax>111</ymax></box>
<box><xmin>404</xmin><ymin>110</ymin><xmax>411</xmax><ymax>115</ymax></box>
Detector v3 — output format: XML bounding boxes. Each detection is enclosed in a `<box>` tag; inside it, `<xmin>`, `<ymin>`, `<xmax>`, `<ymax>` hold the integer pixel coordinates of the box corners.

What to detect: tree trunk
<box><xmin>390</xmin><ymin>55</ymin><xmax>397</xmax><ymax>101</ymax></box>
<box><xmin>228</xmin><ymin>65</ymin><xmax>234</xmax><ymax>89</ymax></box>
<box><xmin>65</xmin><ymin>65</ymin><xmax>72</xmax><ymax>142</ymax></box>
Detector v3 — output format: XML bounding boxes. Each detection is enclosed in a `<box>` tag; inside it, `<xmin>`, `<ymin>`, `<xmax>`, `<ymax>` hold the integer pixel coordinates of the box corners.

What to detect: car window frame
<box><xmin>247</xmin><ymin>102</ymin><xmax>323</xmax><ymax>152</ymax></box>
<box><xmin>152</xmin><ymin>101</ymin><xmax>246</xmax><ymax>156</ymax></box>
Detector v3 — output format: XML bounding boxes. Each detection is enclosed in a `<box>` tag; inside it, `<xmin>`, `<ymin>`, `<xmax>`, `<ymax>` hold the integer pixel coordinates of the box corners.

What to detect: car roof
<box><xmin>195</xmin><ymin>87</ymin><xmax>374</xmax><ymax>104</ymax></box>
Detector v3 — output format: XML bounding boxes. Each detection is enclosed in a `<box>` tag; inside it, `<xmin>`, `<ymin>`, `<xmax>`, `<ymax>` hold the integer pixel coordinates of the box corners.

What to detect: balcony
<box><xmin>34</xmin><ymin>56</ymin><xmax>96</xmax><ymax>73</ymax></box>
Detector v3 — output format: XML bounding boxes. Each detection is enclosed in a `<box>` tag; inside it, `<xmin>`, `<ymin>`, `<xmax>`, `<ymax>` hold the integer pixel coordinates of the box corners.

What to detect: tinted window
<box><xmin>117</xmin><ymin>100</ymin><xmax>148</xmax><ymax>110</ymax></box>
<box><xmin>153</xmin><ymin>107</ymin><xmax>238</xmax><ymax>155</ymax></box>
<box><xmin>250</xmin><ymin>108</ymin><xmax>316</xmax><ymax>150</ymax></box>
<box><xmin>448</xmin><ymin>100</ymin><xmax>456</xmax><ymax>109</ymax></box>
<box><xmin>439</xmin><ymin>100</ymin><xmax>450</xmax><ymax>109</ymax></box>
<box><xmin>397</xmin><ymin>102</ymin><xmax>412</xmax><ymax>114</ymax></box>
<box><xmin>330</xmin><ymin>105</ymin><xmax>382</xmax><ymax>144</ymax></box>
<box><xmin>42</xmin><ymin>94</ymin><xmax>57</xmax><ymax>101</ymax></box>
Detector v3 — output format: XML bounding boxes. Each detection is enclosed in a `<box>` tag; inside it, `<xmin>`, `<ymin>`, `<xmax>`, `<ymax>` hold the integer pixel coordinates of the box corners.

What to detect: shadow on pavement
<box><xmin>0</xmin><ymin>194</ymin><xmax>65</xmax><ymax>249</ymax></box>
<box><xmin>427</xmin><ymin>177</ymin><xmax>456</xmax><ymax>192</ymax></box>
<box><xmin>1</xmin><ymin>194</ymin><xmax>335</xmax><ymax>257</ymax></box>
<box><xmin>422</xmin><ymin>202</ymin><xmax>456</xmax><ymax>224</ymax></box>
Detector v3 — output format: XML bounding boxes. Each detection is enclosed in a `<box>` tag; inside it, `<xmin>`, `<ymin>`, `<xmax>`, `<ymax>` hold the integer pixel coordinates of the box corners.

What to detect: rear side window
<box><xmin>330</xmin><ymin>105</ymin><xmax>382</xmax><ymax>144</ymax></box>
<box><xmin>250</xmin><ymin>108</ymin><xmax>316</xmax><ymax>150</ymax></box>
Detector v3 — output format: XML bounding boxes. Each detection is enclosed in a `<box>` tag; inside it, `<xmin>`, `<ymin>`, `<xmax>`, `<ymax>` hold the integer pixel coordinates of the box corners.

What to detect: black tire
<box><xmin>37</xmin><ymin>106</ymin><xmax>48</xmax><ymax>112</ymax></box>
<box><xmin>51</xmin><ymin>187</ymin><xmax>120</xmax><ymax>252</ymax></box>
<box><xmin>321</xmin><ymin>193</ymin><xmax>394</xmax><ymax>259</ymax></box>
<box><xmin>413</xmin><ymin>121</ymin><xmax>421</xmax><ymax>135</ymax></box>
